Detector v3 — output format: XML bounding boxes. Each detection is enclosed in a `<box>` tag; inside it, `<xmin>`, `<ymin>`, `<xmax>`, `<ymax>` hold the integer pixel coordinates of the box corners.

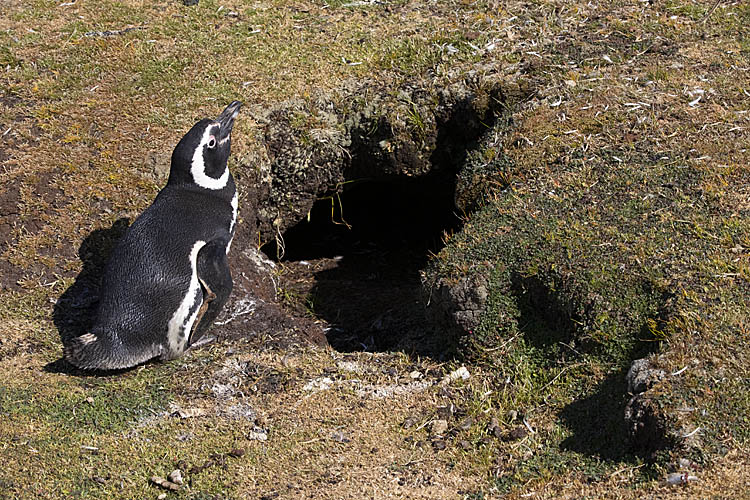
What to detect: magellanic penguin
<box><xmin>65</xmin><ymin>101</ymin><xmax>242</xmax><ymax>370</ymax></box>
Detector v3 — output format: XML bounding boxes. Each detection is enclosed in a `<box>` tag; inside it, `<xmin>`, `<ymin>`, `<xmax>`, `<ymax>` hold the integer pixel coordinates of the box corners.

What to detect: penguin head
<box><xmin>169</xmin><ymin>100</ymin><xmax>242</xmax><ymax>190</ymax></box>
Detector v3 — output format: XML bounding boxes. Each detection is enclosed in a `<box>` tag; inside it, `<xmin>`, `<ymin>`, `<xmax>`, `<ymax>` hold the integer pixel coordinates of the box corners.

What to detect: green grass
<box><xmin>0</xmin><ymin>377</ymin><xmax>169</xmax><ymax>431</ymax></box>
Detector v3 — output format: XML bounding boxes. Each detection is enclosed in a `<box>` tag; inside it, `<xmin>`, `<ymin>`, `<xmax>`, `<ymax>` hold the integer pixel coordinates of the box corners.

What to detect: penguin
<box><xmin>64</xmin><ymin>101</ymin><xmax>242</xmax><ymax>370</ymax></box>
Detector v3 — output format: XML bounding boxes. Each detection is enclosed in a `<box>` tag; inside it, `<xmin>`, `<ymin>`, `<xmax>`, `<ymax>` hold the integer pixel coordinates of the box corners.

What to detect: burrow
<box><xmin>225</xmin><ymin>70</ymin><xmax>678</xmax><ymax>456</ymax></box>
<box><xmin>228</xmin><ymin>69</ymin><xmax>531</xmax><ymax>356</ymax></box>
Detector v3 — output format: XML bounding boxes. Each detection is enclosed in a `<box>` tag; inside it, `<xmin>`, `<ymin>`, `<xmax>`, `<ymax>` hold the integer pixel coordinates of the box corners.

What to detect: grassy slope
<box><xmin>427</xmin><ymin>0</ymin><xmax>750</xmax><ymax>492</ymax></box>
<box><xmin>0</xmin><ymin>0</ymin><xmax>748</xmax><ymax>498</ymax></box>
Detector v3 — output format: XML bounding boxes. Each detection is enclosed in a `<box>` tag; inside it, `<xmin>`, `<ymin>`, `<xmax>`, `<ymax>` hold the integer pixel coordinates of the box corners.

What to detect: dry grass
<box><xmin>1</xmin><ymin>0</ymin><xmax>749</xmax><ymax>498</ymax></box>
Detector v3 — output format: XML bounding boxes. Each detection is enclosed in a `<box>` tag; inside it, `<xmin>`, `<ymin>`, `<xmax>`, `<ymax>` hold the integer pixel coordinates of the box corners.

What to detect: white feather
<box><xmin>167</xmin><ymin>240</ymin><xmax>206</xmax><ymax>355</ymax></box>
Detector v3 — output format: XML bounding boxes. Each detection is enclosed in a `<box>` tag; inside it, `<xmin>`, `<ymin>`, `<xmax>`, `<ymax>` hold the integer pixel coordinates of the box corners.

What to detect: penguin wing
<box><xmin>188</xmin><ymin>237</ymin><xmax>233</xmax><ymax>348</ymax></box>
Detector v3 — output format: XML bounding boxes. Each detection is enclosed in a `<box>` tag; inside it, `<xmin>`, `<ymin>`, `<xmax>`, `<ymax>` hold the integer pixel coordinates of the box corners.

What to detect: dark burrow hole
<box><xmin>261</xmin><ymin>171</ymin><xmax>462</xmax><ymax>355</ymax></box>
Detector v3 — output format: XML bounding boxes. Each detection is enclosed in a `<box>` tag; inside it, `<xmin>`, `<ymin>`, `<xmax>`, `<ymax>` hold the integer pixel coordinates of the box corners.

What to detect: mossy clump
<box><xmin>246</xmin><ymin>63</ymin><xmax>529</xmax><ymax>246</ymax></box>
<box><xmin>425</xmin><ymin>150</ymin><xmax>750</xmax><ymax>458</ymax></box>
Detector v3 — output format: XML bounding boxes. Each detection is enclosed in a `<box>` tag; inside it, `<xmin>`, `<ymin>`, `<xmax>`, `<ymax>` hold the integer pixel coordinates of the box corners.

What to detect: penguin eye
<box><xmin>207</xmin><ymin>136</ymin><xmax>217</xmax><ymax>149</ymax></box>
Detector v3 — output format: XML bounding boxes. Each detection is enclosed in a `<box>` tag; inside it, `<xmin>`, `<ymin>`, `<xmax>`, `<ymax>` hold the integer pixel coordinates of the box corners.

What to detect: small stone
<box><xmin>431</xmin><ymin>419</ymin><xmax>449</xmax><ymax>436</ymax></box>
<box><xmin>664</xmin><ymin>472</ymin><xmax>698</xmax><ymax>485</ymax></box>
<box><xmin>403</xmin><ymin>416</ymin><xmax>418</xmax><ymax>429</ymax></box>
<box><xmin>458</xmin><ymin>417</ymin><xmax>473</xmax><ymax>431</ymax></box>
<box><xmin>157</xmin><ymin>494</ymin><xmax>167</xmax><ymax>500</ymax></box>
<box><xmin>432</xmin><ymin>439</ymin><xmax>447</xmax><ymax>451</ymax></box>
<box><xmin>458</xmin><ymin>440</ymin><xmax>472</xmax><ymax>450</ymax></box>
<box><xmin>436</xmin><ymin>405</ymin><xmax>454</xmax><ymax>419</ymax></box>
<box><xmin>504</xmin><ymin>426</ymin><xmax>528</xmax><ymax>442</ymax></box>
<box><xmin>507</xmin><ymin>410</ymin><xmax>518</xmax><ymax>421</ymax></box>
<box><xmin>565</xmin><ymin>79</ymin><xmax>577</xmax><ymax>87</ymax></box>
<box><xmin>442</xmin><ymin>366</ymin><xmax>470</xmax><ymax>385</ymax></box>
<box><xmin>228</xmin><ymin>448</ymin><xmax>246</xmax><ymax>458</ymax></box>
<box><xmin>488</xmin><ymin>417</ymin><xmax>502</xmax><ymax>439</ymax></box>
<box><xmin>183</xmin><ymin>0</ymin><xmax>199</xmax><ymax>5</ymax></box>
<box><xmin>409</xmin><ymin>370</ymin><xmax>422</xmax><ymax>379</ymax></box>
<box><xmin>168</xmin><ymin>469</ymin><xmax>183</xmax><ymax>485</ymax></box>
<box><xmin>248</xmin><ymin>426</ymin><xmax>268</xmax><ymax>441</ymax></box>
<box><xmin>150</xmin><ymin>476</ymin><xmax>180</xmax><ymax>491</ymax></box>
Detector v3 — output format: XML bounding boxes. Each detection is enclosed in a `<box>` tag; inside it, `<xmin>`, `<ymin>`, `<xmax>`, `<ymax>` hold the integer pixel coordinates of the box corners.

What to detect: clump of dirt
<box><xmin>625</xmin><ymin>357</ymin><xmax>676</xmax><ymax>454</ymax></box>
<box><xmin>218</xmin><ymin>245</ymin><xmax>328</xmax><ymax>349</ymax></box>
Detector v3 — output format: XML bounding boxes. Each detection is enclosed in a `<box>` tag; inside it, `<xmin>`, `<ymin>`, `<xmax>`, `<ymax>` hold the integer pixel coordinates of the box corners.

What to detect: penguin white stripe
<box><xmin>167</xmin><ymin>240</ymin><xmax>206</xmax><ymax>355</ymax></box>
<box><xmin>226</xmin><ymin>191</ymin><xmax>238</xmax><ymax>254</ymax></box>
<box><xmin>191</xmin><ymin>126</ymin><xmax>229</xmax><ymax>190</ymax></box>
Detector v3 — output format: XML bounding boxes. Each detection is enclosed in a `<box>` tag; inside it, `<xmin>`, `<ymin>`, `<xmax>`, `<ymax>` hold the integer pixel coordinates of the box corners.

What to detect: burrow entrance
<box><xmin>252</xmin><ymin>80</ymin><xmax>516</xmax><ymax>354</ymax></box>
<box><xmin>261</xmin><ymin>170</ymin><xmax>462</xmax><ymax>355</ymax></box>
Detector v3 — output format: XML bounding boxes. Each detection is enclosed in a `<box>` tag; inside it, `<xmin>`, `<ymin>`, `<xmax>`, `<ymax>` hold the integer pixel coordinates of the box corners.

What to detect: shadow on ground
<box><xmin>558</xmin><ymin>369</ymin><xmax>636</xmax><ymax>461</ymax></box>
<box><xmin>310</xmin><ymin>244</ymin><xmax>436</xmax><ymax>354</ymax></box>
<box><xmin>47</xmin><ymin>218</ymin><xmax>130</xmax><ymax>375</ymax></box>
<box><xmin>262</xmin><ymin>175</ymin><xmax>462</xmax><ymax>359</ymax></box>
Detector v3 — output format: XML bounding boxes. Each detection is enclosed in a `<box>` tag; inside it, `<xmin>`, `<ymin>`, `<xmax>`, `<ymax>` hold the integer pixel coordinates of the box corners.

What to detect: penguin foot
<box><xmin>198</xmin><ymin>277</ymin><xmax>217</xmax><ymax>302</ymax></box>
<box><xmin>188</xmin><ymin>277</ymin><xmax>218</xmax><ymax>348</ymax></box>
<box><xmin>189</xmin><ymin>335</ymin><xmax>216</xmax><ymax>350</ymax></box>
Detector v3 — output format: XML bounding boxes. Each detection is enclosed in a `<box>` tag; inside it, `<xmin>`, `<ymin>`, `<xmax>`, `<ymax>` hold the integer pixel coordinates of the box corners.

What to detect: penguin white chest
<box><xmin>166</xmin><ymin>240</ymin><xmax>206</xmax><ymax>356</ymax></box>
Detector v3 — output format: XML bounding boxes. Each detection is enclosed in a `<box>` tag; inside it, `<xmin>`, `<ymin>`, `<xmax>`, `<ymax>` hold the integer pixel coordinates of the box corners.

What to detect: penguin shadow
<box><xmin>46</xmin><ymin>218</ymin><xmax>133</xmax><ymax>376</ymax></box>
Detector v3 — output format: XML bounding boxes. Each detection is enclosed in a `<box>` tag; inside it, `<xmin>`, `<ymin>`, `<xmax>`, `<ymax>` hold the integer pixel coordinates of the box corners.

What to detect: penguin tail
<box><xmin>65</xmin><ymin>332</ymin><xmax>162</xmax><ymax>371</ymax></box>
<box><xmin>64</xmin><ymin>332</ymin><xmax>126</xmax><ymax>371</ymax></box>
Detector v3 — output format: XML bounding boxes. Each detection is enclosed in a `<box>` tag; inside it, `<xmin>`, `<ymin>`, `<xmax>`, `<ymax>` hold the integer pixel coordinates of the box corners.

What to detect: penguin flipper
<box><xmin>188</xmin><ymin>238</ymin><xmax>233</xmax><ymax>348</ymax></box>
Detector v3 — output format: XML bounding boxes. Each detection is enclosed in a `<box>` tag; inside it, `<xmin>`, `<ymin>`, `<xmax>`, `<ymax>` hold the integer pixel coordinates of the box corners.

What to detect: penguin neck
<box><xmin>167</xmin><ymin>166</ymin><xmax>236</xmax><ymax>202</ymax></box>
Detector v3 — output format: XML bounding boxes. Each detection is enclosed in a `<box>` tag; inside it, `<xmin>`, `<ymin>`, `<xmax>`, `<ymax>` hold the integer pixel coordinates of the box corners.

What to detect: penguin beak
<box><xmin>216</xmin><ymin>101</ymin><xmax>242</xmax><ymax>141</ymax></box>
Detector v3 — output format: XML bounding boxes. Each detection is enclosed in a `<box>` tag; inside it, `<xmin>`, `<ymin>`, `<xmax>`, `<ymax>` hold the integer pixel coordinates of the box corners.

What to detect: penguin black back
<box><xmin>64</xmin><ymin>101</ymin><xmax>242</xmax><ymax>370</ymax></box>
